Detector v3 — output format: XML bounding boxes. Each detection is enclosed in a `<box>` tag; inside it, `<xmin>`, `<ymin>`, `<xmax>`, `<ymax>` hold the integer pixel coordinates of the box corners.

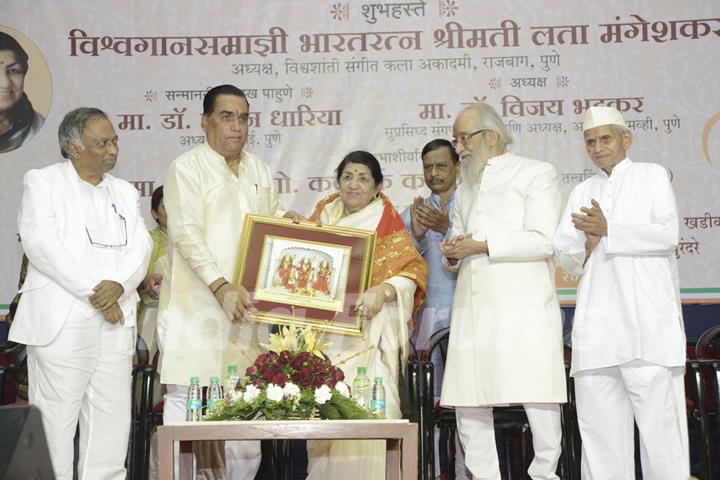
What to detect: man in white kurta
<box><xmin>553</xmin><ymin>106</ymin><xmax>688</xmax><ymax>479</ymax></box>
<box><xmin>439</xmin><ymin>103</ymin><xmax>566</xmax><ymax>480</ymax></box>
<box><xmin>401</xmin><ymin>139</ymin><xmax>470</xmax><ymax>479</ymax></box>
<box><xmin>11</xmin><ymin>107</ymin><xmax>152</xmax><ymax>479</ymax></box>
<box><xmin>160</xmin><ymin>85</ymin><xmax>295</xmax><ymax>479</ymax></box>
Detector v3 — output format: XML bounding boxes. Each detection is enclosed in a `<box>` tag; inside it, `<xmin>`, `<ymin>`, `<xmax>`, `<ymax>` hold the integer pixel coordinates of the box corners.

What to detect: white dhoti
<box><xmin>455</xmin><ymin>403</ymin><xmax>562</xmax><ymax>480</ymax></box>
<box><xmin>574</xmin><ymin>360</ymin><xmax>689</xmax><ymax>480</ymax></box>
<box><xmin>27</xmin><ymin>309</ymin><xmax>135</xmax><ymax>480</ymax></box>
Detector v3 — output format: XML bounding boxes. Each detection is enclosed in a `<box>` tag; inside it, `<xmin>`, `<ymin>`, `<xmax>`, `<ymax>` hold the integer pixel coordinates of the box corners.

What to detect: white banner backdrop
<box><xmin>1</xmin><ymin>0</ymin><xmax>719</xmax><ymax>309</ymax></box>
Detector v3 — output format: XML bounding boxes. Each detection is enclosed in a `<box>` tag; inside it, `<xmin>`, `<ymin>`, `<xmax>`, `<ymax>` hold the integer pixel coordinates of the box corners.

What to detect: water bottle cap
<box><xmin>357</xmin><ymin>366</ymin><xmax>367</xmax><ymax>374</ymax></box>
<box><xmin>210</xmin><ymin>376</ymin><xmax>219</xmax><ymax>383</ymax></box>
<box><xmin>374</xmin><ymin>376</ymin><xmax>383</xmax><ymax>382</ymax></box>
<box><xmin>190</xmin><ymin>376</ymin><xmax>199</xmax><ymax>383</ymax></box>
<box><xmin>228</xmin><ymin>365</ymin><xmax>238</xmax><ymax>374</ymax></box>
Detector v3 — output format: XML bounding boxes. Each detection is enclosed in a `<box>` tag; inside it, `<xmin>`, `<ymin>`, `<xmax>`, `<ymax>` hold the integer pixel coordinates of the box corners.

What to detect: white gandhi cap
<box><xmin>582</xmin><ymin>106</ymin><xmax>626</xmax><ymax>132</ymax></box>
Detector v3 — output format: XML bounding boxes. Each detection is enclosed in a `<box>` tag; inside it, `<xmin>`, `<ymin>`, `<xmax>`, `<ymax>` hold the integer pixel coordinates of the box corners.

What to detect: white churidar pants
<box><xmin>455</xmin><ymin>403</ymin><xmax>562</xmax><ymax>480</ymax></box>
<box><xmin>574</xmin><ymin>360</ymin><xmax>689</xmax><ymax>480</ymax></box>
<box><xmin>27</xmin><ymin>308</ymin><xmax>135</xmax><ymax>480</ymax></box>
<box><xmin>158</xmin><ymin>311</ymin><xmax>260</xmax><ymax>480</ymax></box>
<box><xmin>163</xmin><ymin>386</ymin><xmax>261</xmax><ymax>480</ymax></box>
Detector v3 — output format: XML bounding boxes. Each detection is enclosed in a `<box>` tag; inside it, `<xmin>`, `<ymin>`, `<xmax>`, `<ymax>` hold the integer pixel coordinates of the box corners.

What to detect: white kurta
<box><xmin>13</xmin><ymin>161</ymin><xmax>151</xmax><ymax>480</ymax></box>
<box><xmin>306</xmin><ymin>196</ymin><xmax>417</xmax><ymax>480</ymax></box>
<box><xmin>12</xmin><ymin>161</ymin><xmax>151</xmax><ymax>345</ymax></box>
<box><xmin>441</xmin><ymin>152</ymin><xmax>566</xmax><ymax>407</ymax></box>
<box><xmin>553</xmin><ymin>158</ymin><xmax>685</xmax><ymax>375</ymax></box>
<box><xmin>160</xmin><ymin>143</ymin><xmax>284</xmax><ymax>386</ymax></box>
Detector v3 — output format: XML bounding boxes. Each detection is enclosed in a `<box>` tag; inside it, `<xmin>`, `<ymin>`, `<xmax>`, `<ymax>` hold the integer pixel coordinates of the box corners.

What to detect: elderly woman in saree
<box><xmin>0</xmin><ymin>32</ymin><xmax>45</xmax><ymax>153</ymax></box>
<box><xmin>306</xmin><ymin>150</ymin><xmax>427</xmax><ymax>480</ymax></box>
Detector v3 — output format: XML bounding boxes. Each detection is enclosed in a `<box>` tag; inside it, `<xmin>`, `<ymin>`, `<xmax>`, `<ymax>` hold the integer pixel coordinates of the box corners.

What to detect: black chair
<box><xmin>420</xmin><ymin>327</ymin><xmax>531</xmax><ymax>479</ymax></box>
<box><xmin>128</xmin><ymin>335</ymin><xmax>157</xmax><ymax>480</ymax></box>
<box><xmin>420</xmin><ymin>326</ymin><xmax>579</xmax><ymax>480</ymax></box>
<box><xmin>686</xmin><ymin>324</ymin><xmax>720</xmax><ymax>480</ymax></box>
<box><xmin>404</xmin><ymin>341</ymin><xmax>428</xmax><ymax>478</ymax></box>
<box><xmin>560</xmin><ymin>329</ymin><xmax>581</xmax><ymax>480</ymax></box>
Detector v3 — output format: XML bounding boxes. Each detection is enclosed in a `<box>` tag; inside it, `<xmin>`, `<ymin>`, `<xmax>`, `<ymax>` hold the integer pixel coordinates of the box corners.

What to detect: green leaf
<box><xmin>318</xmin><ymin>403</ymin><xmax>340</xmax><ymax>419</ymax></box>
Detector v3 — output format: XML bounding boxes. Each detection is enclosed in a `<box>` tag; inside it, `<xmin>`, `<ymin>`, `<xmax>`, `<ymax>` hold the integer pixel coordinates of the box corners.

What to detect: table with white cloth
<box><xmin>157</xmin><ymin>419</ymin><xmax>418</xmax><ymax>480</ymax></box>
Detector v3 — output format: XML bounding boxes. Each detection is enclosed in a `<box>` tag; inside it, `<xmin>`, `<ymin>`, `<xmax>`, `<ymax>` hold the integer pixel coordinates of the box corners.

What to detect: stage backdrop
<box><xmin>1</xmin><ymin>0</ymin><xmax>719</xmax><ymax>310</ymax></box>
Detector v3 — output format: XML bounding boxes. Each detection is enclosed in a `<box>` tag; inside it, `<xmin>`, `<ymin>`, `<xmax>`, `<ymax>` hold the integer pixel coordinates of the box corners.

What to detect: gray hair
<box><xmin>58</xmin><ymin>107</ymin><xmax>108</xmax><ymax>159</ymax></box>
<box><xmin>459</xmin><ymin>103</ymin><xmax>514</xmax><ymax>151</ymax></box>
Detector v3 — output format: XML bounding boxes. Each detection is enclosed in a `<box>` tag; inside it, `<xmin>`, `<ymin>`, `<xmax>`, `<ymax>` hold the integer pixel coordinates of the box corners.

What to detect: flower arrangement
<box><xmin>206</xmin><ymin>324</ymin><xmax>378</xmax><ymax>421</ymax></box>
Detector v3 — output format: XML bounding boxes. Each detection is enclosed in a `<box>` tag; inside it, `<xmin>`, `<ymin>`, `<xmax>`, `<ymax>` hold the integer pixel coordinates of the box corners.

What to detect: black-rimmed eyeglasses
<box><xmin>451</xmin><ymin>129</ymin><xmax>488</xmax><ymax>148</ymax></box>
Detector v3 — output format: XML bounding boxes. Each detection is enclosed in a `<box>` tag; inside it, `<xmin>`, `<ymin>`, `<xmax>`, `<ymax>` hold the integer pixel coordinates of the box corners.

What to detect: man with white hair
<box><xmin>11</xmin><ymin>107</ymin><xmax>152</xmax><ymax>479</ymax></box>
<box><xmin>553</xmin><ymin>106</ymin><xmax>688</xmax><ymax>479</ymax></box>
<box><xmin>439</xmin><ymin>103</ymin><xmax>566</xmax><ymax>479</ymax></box>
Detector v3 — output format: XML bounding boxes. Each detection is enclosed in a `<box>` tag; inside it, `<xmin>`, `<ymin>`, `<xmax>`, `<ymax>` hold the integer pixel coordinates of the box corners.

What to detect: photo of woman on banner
<box><xmin>0</xmin><ymin>31</ymin><xmax>45</xmax><ymax>154</ymax></box>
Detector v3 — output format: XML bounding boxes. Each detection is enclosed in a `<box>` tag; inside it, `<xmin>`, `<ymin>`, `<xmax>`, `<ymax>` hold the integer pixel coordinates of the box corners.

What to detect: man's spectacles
<box><xmin>451</xmin><ymin>129</ymin><xmax>488</xmax><ymax>148</ymax></box>
<box><xmin>86</xmin><ymin>214</ymin><xmax>127</xmax><ymax>248</ymax></box>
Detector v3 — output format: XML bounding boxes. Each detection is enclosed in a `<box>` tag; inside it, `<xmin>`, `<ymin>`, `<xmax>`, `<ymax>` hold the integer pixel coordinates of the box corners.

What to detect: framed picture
<box><xmin>233</xmin><ymin>214</ymin><xmax>376</xmax><ymax>336</ymax></box>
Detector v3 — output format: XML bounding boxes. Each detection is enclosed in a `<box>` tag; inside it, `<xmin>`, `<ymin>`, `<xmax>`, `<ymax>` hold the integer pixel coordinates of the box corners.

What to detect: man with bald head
<box><xmin>439</xmin><ymin>103</ymin><xmax>566</xmax><ymax>479</ymax></box>
<box><xmin>553</xmin><ymin>106</ymin><xmax>689</xmax><ymax>479</ymax></box>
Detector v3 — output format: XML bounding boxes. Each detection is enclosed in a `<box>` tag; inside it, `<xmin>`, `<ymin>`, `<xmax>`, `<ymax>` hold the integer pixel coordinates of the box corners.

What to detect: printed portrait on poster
<box><xmin>0</xmin><ymin>25</ymin><xmax>52</xmax><ymax>154</ymax></box>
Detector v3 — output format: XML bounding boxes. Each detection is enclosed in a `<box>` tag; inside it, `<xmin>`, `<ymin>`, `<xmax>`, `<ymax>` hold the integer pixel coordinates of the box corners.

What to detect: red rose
<box><xmin>313</xmin><ymin>376</ymin><xmax>324</xmax><ymax>387</ymax></box>
<box><xmin>296</xmin><ymin>351</ymin><xmax>310</xmax><ymax>363</ymax></box>
<box><xmin>256</xmin><ymin>353</ymin><xmax>267</xmax><ymax>365</ymax></box>
<box><xmin>262</xmin><ymin>368</ymin><xmax>274</xmax><ymax>382</ymax></box>
<box><xmin>246</xmin><ymin>365</ymin><xmax>258</xmax><ymax>376</ymax></box>
<box><xmin>279</xmin><ymin>350</ymin><xmax>292</xmax><ymax>365</ymax></box>
<box><xmin>299</xmin><ymin>368</ymin><xmax>313</xmax><ymax>387</ymax></box>
<box><xmin>272</xmin><ymin>373</ymin><xmax>288</xmax><ymax>386</ymax></box>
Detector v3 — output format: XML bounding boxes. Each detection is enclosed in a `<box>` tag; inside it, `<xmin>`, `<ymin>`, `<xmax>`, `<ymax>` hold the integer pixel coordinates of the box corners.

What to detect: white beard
<box><xmin>460</xmin><ymin>143</ymin><xmax>492</xmax><ymax>188</ymax></box>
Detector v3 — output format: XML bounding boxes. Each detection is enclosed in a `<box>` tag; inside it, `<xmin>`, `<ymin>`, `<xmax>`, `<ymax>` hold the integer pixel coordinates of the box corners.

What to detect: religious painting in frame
<box><xmin>233</xmin><ymin>214</ymin><xmax>376</xmax><ymax>336</ymax></box>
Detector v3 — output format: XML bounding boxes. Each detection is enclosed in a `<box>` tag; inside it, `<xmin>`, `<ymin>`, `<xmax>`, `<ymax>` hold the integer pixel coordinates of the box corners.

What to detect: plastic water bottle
<box><xmin>370</xmin><ymin>376</ymin><xmax>386</xmax><ymax>415</ymax></box>
<box><xmin>207</xmin><ymin>376</ymin><xmax>223</xmax><ymax>416</ymax></box>
<box><xmin>186</xmin><ymin>376</ymin><xmax>202</xmax><ymax>422</ymax></box>
<box><xmin>352</xmin><ymin>366</ymin><xmax>371</xmax><ymax>408</ymax></box>
<box><xmin>224</xmin><ymin>365</ymin><xmax>240</xmax><ymax>399</ymax></box>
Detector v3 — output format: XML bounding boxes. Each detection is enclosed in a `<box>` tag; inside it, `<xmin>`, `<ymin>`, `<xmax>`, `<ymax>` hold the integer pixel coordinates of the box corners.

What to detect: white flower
<box><xmin>267</xmin><ymin>383</ymin><xmax>284</xmax><ymax>402</ymax></box>
<box><xmin>243</xmin><ymin>384</ymin><xmax>261</xmax><ymax>402</ymax></box>
<box><xmin>283</xmin><ymin>382</ymin><xmax>300</xmax><ymax>399</ymax></box>
<box><xmin>334</xmin><ymin>381</ymin><xmax>350</xmax><ymax>398</ymax></box>
<box><xmin>314</xmin><ymin>384</ymin><xmax>332</xmax><ymax>405</ymax></box>
<box><xmin>229</xmin><ymin>389</ymin><xmax>243</xmax><ymax>402</ymax></box>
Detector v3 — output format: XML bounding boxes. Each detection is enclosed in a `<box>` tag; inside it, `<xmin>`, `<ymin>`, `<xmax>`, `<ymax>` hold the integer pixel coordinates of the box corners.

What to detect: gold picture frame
<box><xmin>233</xmin><ymin>214</ymin><xmax>376</xmax><ymax>336</ymax></box>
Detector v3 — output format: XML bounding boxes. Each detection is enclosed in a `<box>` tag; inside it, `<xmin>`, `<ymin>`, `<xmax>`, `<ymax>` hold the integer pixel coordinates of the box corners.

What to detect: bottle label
<box><xmin>207</xmin><ymin>398</ymin><xmax>222</xmax><ymax>411</ymax></box>
<box><xmin>370</xmin><ymin>400</ymin><xmax>385</xmax><ymax>411</ymax></box>
<box><xmin>187</xmin><ymin>399</ymin><xmax>202</xmax><ymax>411</ymax></box>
